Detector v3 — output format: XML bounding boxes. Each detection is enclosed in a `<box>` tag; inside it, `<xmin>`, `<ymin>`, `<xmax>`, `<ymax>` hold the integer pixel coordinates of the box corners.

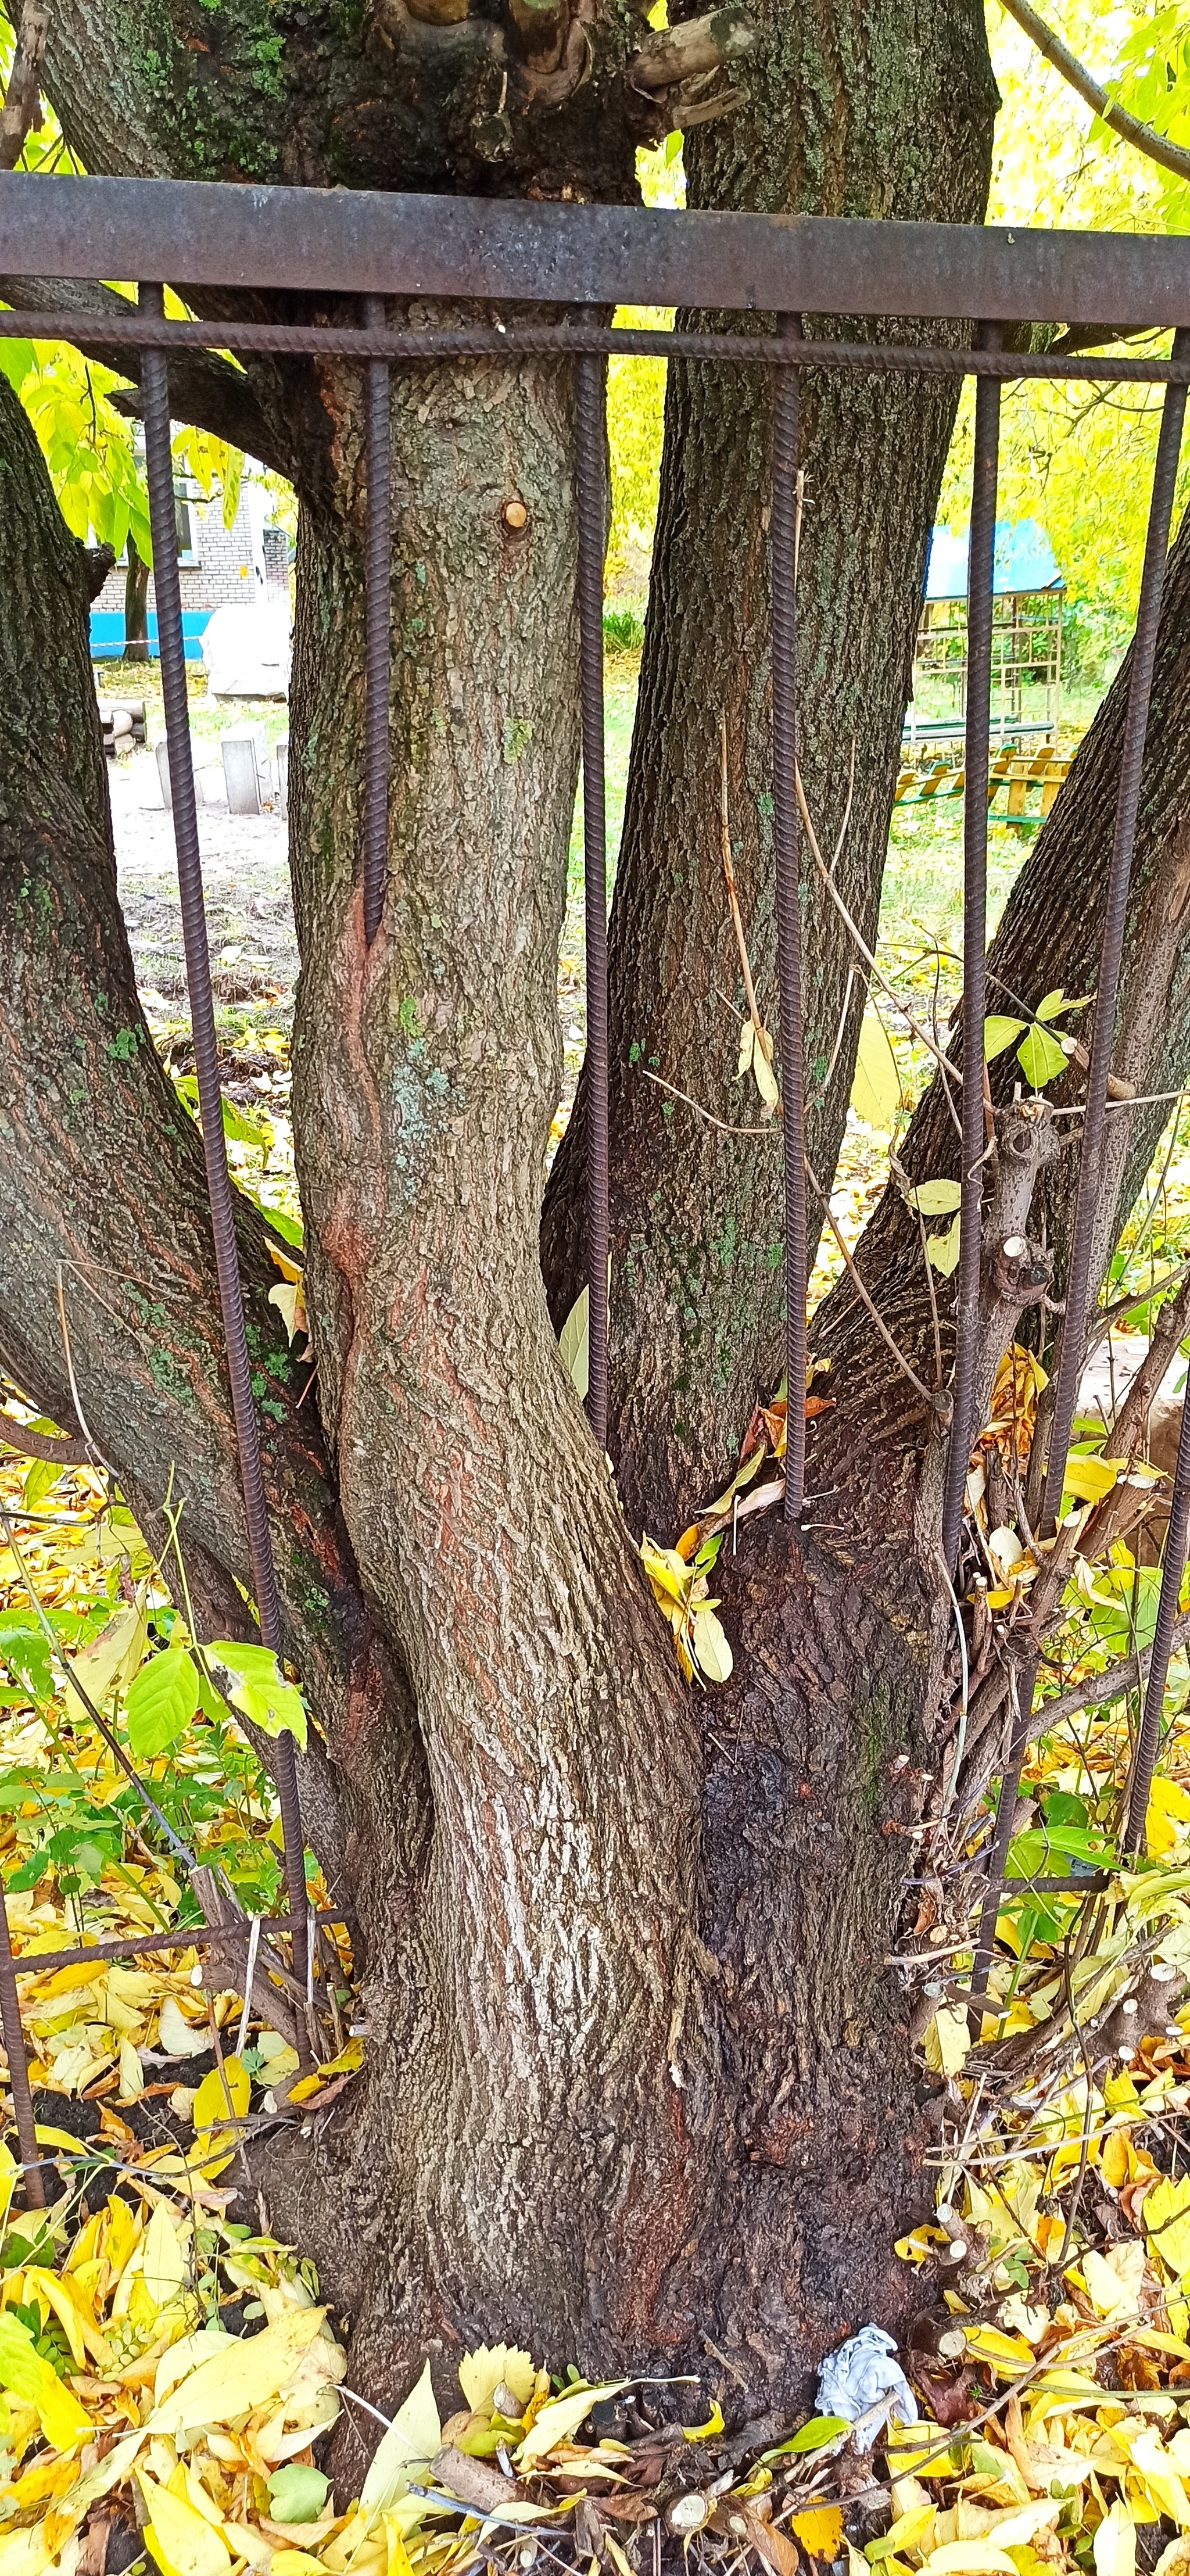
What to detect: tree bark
<box><xmin>820</xmin><ymin>492</ymin><xmax>1190</xmax><ymax>1532</ymax></box>
<box><xmin>278</xmin><ymin>335</ymin><xmax>721</xmax><ymax>2395</ymax></box>
<box><xmin>0</xmin><ymin>367</ymin><xmax>414</xmax><ymax>1901</ymax></box>
<box><xmin>15</xmin><ymin>0</ymin><xmax>1190</xmax><ymax>2449</ymax></box>
<box><xmin>123</xmin><ymin>533</ymin><xmax>149</xmax><ymax>661</ymax></box>
<box><xmin>542</xmin><ymin>0</ymin><xmax>999</xmax><ymax>1538</ymax></box>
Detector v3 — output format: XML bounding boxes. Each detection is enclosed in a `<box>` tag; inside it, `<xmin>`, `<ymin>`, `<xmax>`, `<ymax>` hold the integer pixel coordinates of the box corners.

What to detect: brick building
<box><xmin>91</xmin><ymin>475</ymin><xmax>291</xmax><ymax>662</ymax></box>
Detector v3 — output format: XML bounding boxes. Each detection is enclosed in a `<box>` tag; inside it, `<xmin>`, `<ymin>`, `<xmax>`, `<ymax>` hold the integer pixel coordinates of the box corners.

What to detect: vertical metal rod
<box><xmin>967</xmin><ymin>1644</ymin><xmax>1038</xmax><ymax>2025</ymax></box>
<box><xmin>970</xmin><ymin>331</ymin><xmax>1190</xmax><ymax>2016</ymax></box>
<box><xmin>941</xmin><ymin>327</ymin><xmax>1001</xmax><ymax>1575</ymax></box>
<box><xmin>771</xmin><ymin>316</ymin><xmax>808</xmax><ymax>1520</ymax></box>
<box><xmin>0</xmin><ymin>1887</ymin><xmax>42</xmax><ymax>2206</ymax></box>
<box><xmin>574</xmin><ymin>324</ymin><xmax>610</xmax><ymax>1453</ymax></box>
<box><xmin>1040</xmin><ymin>332</ymin><xmax>1190</xmax><ymax>1534</ymax></box>
<box><xmin>138</xmin><ymin>285</ymin><xmax>310</xmax><ymax>2046</ymax></box>
<box><xmin>1124</xmin><ymin>1389</ymin><xmax>1190</xmax><ymax>1851</ymax></box>
<box><xmin>361</xmin><ymin>294</ymin><xmax>391</xmax><ymax>947</ymax></box>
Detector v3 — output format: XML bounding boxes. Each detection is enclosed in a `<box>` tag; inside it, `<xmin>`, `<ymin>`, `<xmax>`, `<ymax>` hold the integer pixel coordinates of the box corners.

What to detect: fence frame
<box><xmin>2</xmin><ymin>172</ymin><xmax>1190</xmax><ymax>2195</ymax></box>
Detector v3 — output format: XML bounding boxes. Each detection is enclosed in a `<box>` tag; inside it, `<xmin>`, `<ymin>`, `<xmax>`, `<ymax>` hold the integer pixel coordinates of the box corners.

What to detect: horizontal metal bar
<box><xmin>2</xmin><ymin>304</ymin><xmax>1189</xmax><ymax>385</ymax></box>
<box><xmin>9</xmin><ymin>1907</ymin><xmax>350</xmax><ymax>1977</ymax></box>
<box><xmin>2</xmin><ymin>178</ymin><xmax>1190</xmax><ymax>325</ymax></box>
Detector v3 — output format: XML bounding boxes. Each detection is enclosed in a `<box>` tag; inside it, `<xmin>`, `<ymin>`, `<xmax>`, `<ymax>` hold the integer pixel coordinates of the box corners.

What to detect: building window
<box><xmin>174</xmin><ymin>486</ymin><xmax>200</xmax><ymax>568</ymax></box>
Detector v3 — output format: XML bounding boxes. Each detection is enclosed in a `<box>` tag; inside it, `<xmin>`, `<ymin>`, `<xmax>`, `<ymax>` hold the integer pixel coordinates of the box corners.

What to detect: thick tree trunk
<box><xmin>0</xmin><ymin>369</ymin><xmax>410</xmax><ymax>1894</ymax></box>
<box><xmin>279</xmin><ymin>339</ymin><xmax>721</xmax><ymax>2391</ymax></box>
<box><xmin>17</xmin><ymin>0</ymin><xmax>1190</xmax><ymax>2450</ymax></box>
<box><xmin>542</xmin><ymin>0</ymin><xmax>999</xmax><ymax>1537</ymax></box>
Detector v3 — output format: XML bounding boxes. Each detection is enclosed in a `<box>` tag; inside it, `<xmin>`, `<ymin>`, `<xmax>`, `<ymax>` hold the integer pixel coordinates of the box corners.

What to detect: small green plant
<box><xmin>983</xmin><ymin>987</ymin><xmax>1089</xmax><ymax>1088</ymax></box>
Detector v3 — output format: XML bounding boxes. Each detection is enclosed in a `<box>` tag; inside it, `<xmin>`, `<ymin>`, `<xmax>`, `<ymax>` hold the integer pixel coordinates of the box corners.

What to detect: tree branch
<box><xmin>0</xmin><ymin>1409</ymin><xmax>89</xmax><ymax>1464</ymax></box>
<box><xmin>1035</xmin><ymin>1610</ymin><xmax>1190</xmax><ymax>1731</ymax></box>
<box><xmin>628</xmin><ymin>1</ymin><xmax>754</xmax><ymax>91</ymax></box>
<box><xmin>0</xmin><ymin>274</ymin><xmax>288</xmax><ymax>470</ymax></box>
<box><xmin>999</xmin><ymin>0</ymin><xmax>1190</xmax><ymax>185</ymax></box>
<box><xmin>0</xmin><ymin>0</ymin><xmax>49</xmax><ymax>170</ymax></box>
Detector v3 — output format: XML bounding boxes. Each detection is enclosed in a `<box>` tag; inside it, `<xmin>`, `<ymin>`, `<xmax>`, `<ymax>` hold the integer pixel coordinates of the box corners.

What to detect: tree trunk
<box><xmin>0</xmin><ymin>367</ymin><xmax>407</xmax><ymax>1895</ymax></box>
<box><xmin>14</xmin><ymin>0</ymin><xmax>1190</xmax><ymax>2451</ymax></box>
<box><xmin>123</xmin><ymin>533</ymin><xmax>149</xmax><ymax>661</ymax></box>
<box><xmin>819</xmin><ymin>493</ymin><xmax>1190</xmax><ymax>1522</ymax></box>
<box><xmin>542</xmin><ymin>0</ymin><xmax>999</xmax><ymax>1538</ymax></box>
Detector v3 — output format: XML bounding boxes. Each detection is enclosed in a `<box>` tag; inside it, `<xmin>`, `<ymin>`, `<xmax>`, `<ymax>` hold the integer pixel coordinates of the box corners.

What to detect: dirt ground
<box><xmin>109</xmin><ymin>744</ymin><xmax>298</xmax><ymax>1017</ymax></box>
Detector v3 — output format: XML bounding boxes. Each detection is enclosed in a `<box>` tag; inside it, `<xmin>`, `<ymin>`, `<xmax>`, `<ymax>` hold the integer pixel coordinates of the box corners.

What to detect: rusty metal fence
<box><xmin>3</xmin><ymin>177</ymin><xmax>1190</xmax><ymax>2185</ymax></box>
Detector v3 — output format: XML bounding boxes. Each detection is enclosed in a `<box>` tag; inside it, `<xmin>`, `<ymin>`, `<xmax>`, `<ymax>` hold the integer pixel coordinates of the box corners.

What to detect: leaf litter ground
<box><xmin>10</xmin><ymin>682</ymin><xmax>1190</xmax><ymax>2572</ymax></box>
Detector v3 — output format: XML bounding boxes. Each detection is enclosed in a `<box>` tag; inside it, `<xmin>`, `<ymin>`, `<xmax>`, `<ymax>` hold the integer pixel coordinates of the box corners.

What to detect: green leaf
<box><xmin>1017</xmin><ymin>1022</ymin><xmax>1070</xmax><ymax>1088</ymax></box>
<box><xmin>0</xmin><ymin>341</ymin><xmax>34</xmax><ymax>392</ymax></box>
<box><xmin>221</xmin><ymin>1094</ymin><xmax>269</xmax><ymax>1151</ymax></box>
<box><xmin>983</xmin><ymin>1014</ymin><xmax>1026</xmax><ymax>1061</ymax></box>
<box><xmin>266</xmin><ymin>1209</ymin><xmax>304</xmax><ymax>1251</ymax></box>
<box><xmin>911</xmin><ymin>1177</ymin><xmax>963</xmax><ymax>1216</ymax></box>
<box><xmin>1040</xmin><ymin>1790</ymin><xmax>1088</xmax><ymax>1828</ymax></box>
<box><xmin>0</xmin><ymin>1616</ymin><xmax>52</xmax><ymax>1705</ymax></box>
<box><xmin>1034</xmin><ymin>988</ymin><xmax>1089</xmax><ymax>1022</ymax></box>
<box><xmin>268</xmin><ymin>2464</ymin><xmax>329</xmax><ymax>2524</ymax></box>
<box><xmin>765</xmin><ymin>2416</ymin><xmax>850</xmax><ymax>2458</ymax></box>
<box><xmin>124</xmin><ymin>1648</ymin><xmax>200</xmax><ymax>1758</ymax></box>
<box><xmin>208</xmin><ymin>1642</ymin><xmax>307</xmax><ymax>1747</ymax></box>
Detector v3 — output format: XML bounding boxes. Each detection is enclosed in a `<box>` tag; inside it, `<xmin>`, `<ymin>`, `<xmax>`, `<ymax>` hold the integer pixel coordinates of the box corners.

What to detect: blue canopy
<box><xmin>925</xmin><ymin>518</ymin><xmax>1063</xmax><ymax>601</ymax></box>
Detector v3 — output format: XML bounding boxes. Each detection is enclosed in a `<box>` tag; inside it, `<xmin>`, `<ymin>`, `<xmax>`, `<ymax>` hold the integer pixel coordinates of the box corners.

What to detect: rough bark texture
<box><xmin>542</xmin><ymin>0</ymin><xmax>999</xmax><ymax>1538</ymax></box>
<box><xmin>822</xmin><ymin>492</ymin><xmax>1190</xmax><ymax>1510</ymax></box>
<box><xmin>0</xmin><ymin>366</ymin><xmax>407</xmax><ymax>1896</ymax></box>
<box><xmin>276</xmin><ymin>335</ymin><xmax>719</xmax><ymax>2395</ymax></box>
<box><xmin>12</xmin><ymin>0</ymin><xmax>1190</xmax><ymax>2450</ymax></box>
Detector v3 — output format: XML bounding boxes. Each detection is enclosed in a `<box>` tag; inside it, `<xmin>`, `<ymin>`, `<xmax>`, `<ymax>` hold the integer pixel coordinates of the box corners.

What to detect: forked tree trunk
<box><xmin>281</xmin><ymin>343</ymin><xmax>718</xmax><ymax>2394</ymax></box>
<box><xmin>10</xmin><ymin>0</ymin><xmax>1190</xmax><ymax>2446</ymax></box>
<box><xmin>542</xmin><ymin>0</ymin><xmax>999</xmax><ymax>1538</ymax></box>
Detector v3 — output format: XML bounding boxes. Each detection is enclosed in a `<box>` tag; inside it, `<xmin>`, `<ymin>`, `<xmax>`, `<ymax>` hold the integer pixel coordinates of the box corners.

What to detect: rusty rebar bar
<box><xmin>941</xmin><ymin>327</ymin><xmax>1002</xmax><ymax>1574</ymax></box>
<box><xmin>1040</xmin><ymin>334</ymin><xmax>1190</xmax><ymax>1536</ymax></box>
<box><xmin>771</xmin><ymin>318</ymin><xmax>808</xmax><ymax>1518</ymax></box>
<box><xmin>361</xmin><ymin>293</ymin><xmax>391</xmax><ymax>945</ymax></box>
<box><xmin>969</xmin><ymin>333</ymin><xmax>1190</xmax><ymax>2018</ymax></box>
<box><xmin>574</xmin><ymin>326</ymin><xmax>610</xmax><ymax>1452</ymax></box>
<box><xmin>9</xmin><ymin>306</ymin><xmax>1190</xmax><ymax>384</ymax></box>
<box><xmin>0</xmin><ymin>1885</ymin><xmax>43</xmax><ymax>2206</ymax></box>
<box><xmin>5</xmin><ymin>1908</ymin><xmax>349</xmax><ymax>1979</ymax></box>
<box><xmin>139</xmin><ymin>283</ymin><xmax>310</xmax><ymax>2049</ymax></box>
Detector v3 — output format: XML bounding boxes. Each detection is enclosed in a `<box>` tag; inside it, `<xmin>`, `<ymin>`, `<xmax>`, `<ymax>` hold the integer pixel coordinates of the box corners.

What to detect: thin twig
<box><xmin>643</xmin><ymin>1066</ymin><xmax>777</xmax><ymax>1139</ymax></box>
<box><xmin>55</xmin><ymin>1264</ymin><xmax>103</xmax><ymax>1470</ymax></box>
<box><xmin>804</xmin><ymin>1156</ymin><xmax>933</xmax><ymax>1404</ymax></box>
<box><xmin>1033</xmin><ymin>1610</ymin><xmax>1190</xmax><ymax>1731</ymax></box>
<box><xmin>813</xmin><ymin>962</ymin><xmax>858</xmax><ymax>1108</ymax></box>
<box><xmin>794</xmin><ymin>760</ymin><xmax>963</xmax><ymax>1110</ymax></box>
<box><xmin>999</xmin><ymin>0</ymin><xmax>1190</xmax><ymax>185</ymax></box>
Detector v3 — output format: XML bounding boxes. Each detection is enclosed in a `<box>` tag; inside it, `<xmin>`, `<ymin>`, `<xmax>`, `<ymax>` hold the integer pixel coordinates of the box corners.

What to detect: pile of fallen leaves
<box><xmin>0</xmin><ymin>2151</ymin><xmax>864</xmax><ymax>2576</ymax></box>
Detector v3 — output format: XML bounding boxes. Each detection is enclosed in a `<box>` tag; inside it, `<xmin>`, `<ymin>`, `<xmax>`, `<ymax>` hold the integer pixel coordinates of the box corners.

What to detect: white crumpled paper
<box><xmin>815</xmin><ymin>2324</ymin><xmax>919</xmax><ymax>2452</ymax></box>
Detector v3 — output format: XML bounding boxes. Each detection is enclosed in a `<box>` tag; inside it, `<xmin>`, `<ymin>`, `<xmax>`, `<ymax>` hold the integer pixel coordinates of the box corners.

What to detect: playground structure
<box><xmin>894</xmin><ymin>739</ymin><xmax>1072</xmax><ymax>830</ymax></box>
<box><xmin>908</xmin><ymin>517</ymin><xmax>1065</xmax><ymax>749</ymax></box>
